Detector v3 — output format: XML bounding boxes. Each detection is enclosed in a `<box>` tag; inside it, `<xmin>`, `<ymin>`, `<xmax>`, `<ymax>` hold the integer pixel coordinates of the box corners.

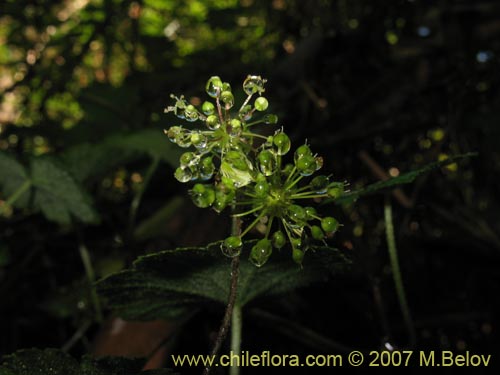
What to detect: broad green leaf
<box><xmin>97</xmin><ymin>241</ymin><xmax>350</xmax><ymax>320</ymax></box>
<box><xmin>330</xmin><ymin>153</ymin><xmax>477</xmax><ymax>205</ymax></box>
<box><xmin>0</xmin><ymin>153</ymin><xmax>98</xmax><ymax>224</ymax></box>
<box><xmin>31</xmin><ymin>158</ymin><xmax>99</xmax><ymax>225</ymax></box>
<box><xmin>103</xmin><ymin>129</ymin><xmax>182</xmax><ymax>166</ymax></box>
<box><xmin>0</xmin><ymin>348</ymin><xmax>176</xmax><ymax>375</ymax></box>
<box><xmin>62</xmin><ymin>143</ymin><xmax>137</xmax><ymax>183</ymax></box>
<box><xmin>0</xmin><ymin>152</ymin><xmax>30</xmax><ymax>208</ymax></box>
<box><xmin>62</xmin><ymin>130</ymin><xmax>181</xmax><ymax>183</ymax></box>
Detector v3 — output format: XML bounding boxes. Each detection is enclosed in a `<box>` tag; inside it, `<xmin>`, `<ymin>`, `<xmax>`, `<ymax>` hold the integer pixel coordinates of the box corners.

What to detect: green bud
<box><xmin>258</xmin><ymin>150</ymin><xmax>276</xmax><ymax>176</ymax></box>
<box><xmin>292</xmin><ymin>248</ymin><xmax>304</xmax><ymax>265</ymax></box>
<box><xmin>174</xmin><ymin>166</ymin><xmax>192</xmax><ymax>183</ymax></box>
<box><xmin>200</xmin><ymin>157</ymin><xmax>215</xmax><ymax>180</ymax></box>
<box><xmin>185</xmin><ymin>104</ymin><xmax>198</xmax><ymax>122</ymax></box>
<box><xmin>273</xmin><ymin>132</ymin><xmax>291</xmax><ymax>155</ymax></box>
<box><xmin>321</xmin><ymin>217</ymin><xmax>339</xmax><ymax>233</ymax></box>
<box><xmin>296</xmin><ymin>155</ymin><xmax>317</xmax><ymax>176</ymax></box>
<box><xmin>249</xmin><ymin>239</ymin><xmax>273</xmax><ymax>267</ymax></box>
<box><xmin>327</xmin><ymin>182</ymin><xmax>344</xmax><ymax>199</ymax></box>
<box><xmin>221</xmin><ymin>236</ymin><xmax>242</xmax><ymax>257</ymax></box>
<box><xmin>190</xmin><ymin>183</ymin><xmax>215</xmax><ymax>208</ymax></box>
<box><xmin>254</xmin><ymin>179</ymin><xmax>270</xmax><ymax>197</ymax></box>
<box><xmin>206</xmin><ymin>76</ymin><xmax>223</xmax><ymax>98</ymax></box>
<box><xmin>264</xmin><ymin>114</ymin><xmax>278</xmax><ymax>124</ymax></box>
<box><xmin>202</xmin><ymin>101</ymin><xmax>215</xmax><ymax>115</ymax></box>
<box><xmin>272</xmin><ymin>231</ymin><xmax>286</xmax><ymax>249</ymax></box>
<box><xmin>180</xmin><ymin>152</ymin><xmax>197</xmax><ymax>167</ymax></box>
<box><xmin>206</xmin><ymin>114</ymin><xmax>220</xmax><ymax>130</ymax></box>
<box><xmin>243</xmin><ymin>75</ymin><xmax>266</xmax><ymax>95</ymax></box>
<box><xmin>288</xmin><ymin>204</ymin><xmax>306</xmax><ymax>223</ymax></box>
<box><xmin>311</xmin><ymin>225</ymin><xmax>324</xmax><ymax>240</ymax></box>
<box><xmin>221</xmin><ymin>91</ymin><xmax>234</xmax><ymax>108</ymax></box>
<box><xmin>254</xmin><ymin>97</ymin><xmax>269</xmax><ymax>111</ymax></box>
<box><xmin>230</xmin><ymin>119</ymin><xmax>242</xmax><ymax>136</ymax></box>
<box><xmin>311</xmin><ymin>175</ymin><xmax>329</xmax><ymax>193</ymax></box>
<box><xmin>294</xmin><ymin>144</ymin><xmax>312</xmax><ymax>162</ymax></box>
<box><xmin>304</xmin><ymin>206</ymin><xmax>317</xmax><ymax>220</ymax></box>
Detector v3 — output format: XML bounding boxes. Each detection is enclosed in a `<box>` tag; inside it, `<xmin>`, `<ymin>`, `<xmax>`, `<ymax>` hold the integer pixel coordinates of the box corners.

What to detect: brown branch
<box><xmin>203</xmin><ymin>255</ymin><xmax>240</xmax><ymax>375</ymax></box>
<box><xmin>358</xmin><ymin>150</ymin><xmax>413</xmax><ymax>208</ymax></box>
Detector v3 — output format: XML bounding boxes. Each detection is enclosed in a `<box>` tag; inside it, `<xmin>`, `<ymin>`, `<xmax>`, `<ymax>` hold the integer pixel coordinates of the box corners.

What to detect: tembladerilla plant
<box><xmin>164</xmin><ymin>75</ymin><xmax>345</xmax><ymax>267</ymax></box>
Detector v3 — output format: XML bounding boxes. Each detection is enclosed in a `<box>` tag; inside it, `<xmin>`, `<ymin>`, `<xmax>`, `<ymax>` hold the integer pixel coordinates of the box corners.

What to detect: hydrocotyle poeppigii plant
<box><xmin>164</xmin><ymin>75</ymin><xmax>346</xmax><ymax>266</ymax></box>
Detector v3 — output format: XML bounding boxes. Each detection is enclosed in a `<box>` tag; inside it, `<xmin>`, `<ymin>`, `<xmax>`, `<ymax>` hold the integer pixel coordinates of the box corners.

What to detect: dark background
<box><xmin>1</xmin><ymin>0</ymin><xmax>499</xmax><ymax>372</ymax></box>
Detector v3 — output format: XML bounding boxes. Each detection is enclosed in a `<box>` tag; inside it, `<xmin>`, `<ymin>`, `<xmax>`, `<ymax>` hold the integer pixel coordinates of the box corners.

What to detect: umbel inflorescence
<box><xmin>164</xmin><ymin>75</ymin><xmax>345</xmax><ymax>266</ymax></box>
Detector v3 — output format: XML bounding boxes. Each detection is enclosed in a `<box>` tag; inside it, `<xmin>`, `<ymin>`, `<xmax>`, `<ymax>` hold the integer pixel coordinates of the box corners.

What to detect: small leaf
<box><xmin>0</xmin><ymin>348</ymin><xmax>177</xmax><ymax>375</ymax></box>
<box><xmin>331</xmin><ymin>152</ymin><xmax>477</xmax><ymax>205</ymax></box>
<box><xmin>0</xmin><ymin>152</ymin><xmax>30</xmax><ymax>208</ymax></box>
<box><xmin>31</xmin><ymin>157</ymin><xmax>99</xmax><ymax>224</ymax></box>
<box><xmin>97</xmin><ymin>241</ymin><xmax>350</xmax><ymax>320</ymax></box>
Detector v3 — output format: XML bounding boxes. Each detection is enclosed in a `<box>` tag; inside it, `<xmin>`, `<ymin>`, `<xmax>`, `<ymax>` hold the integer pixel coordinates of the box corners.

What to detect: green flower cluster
<box><xmin>164</xmin><ymin>76</ymin><xmax>344</xmax><ymax>266</ymax></box>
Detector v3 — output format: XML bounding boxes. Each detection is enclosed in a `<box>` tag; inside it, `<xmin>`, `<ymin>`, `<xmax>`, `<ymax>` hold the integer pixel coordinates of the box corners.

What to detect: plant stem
<box><xmin>128</xmin><ymin>156</ymin><xmax>160</xmax><ymax>232</ymax></box>
<box><xmin>384</xmin><ymin>198</ymin><xmax>416</xmax><ymax>346</ymax></box>
<box><xmin>0</xmin><ymin>180</ymin><xmax>31</xmax><ymax>215</ymax></box>
<box><xmin>230</xmin><ymin>304</ymin><xmax>242</xmax><ymax>375</ymax></box>
<box><xmin>203</xmin><ymin>216</ymin><xmax>241</xmax><ymax>375</ymax></box>
<box><xmin>78</xmin><ymin>243</ymin><xmax>103</xmax><ymax>323</ymax></box>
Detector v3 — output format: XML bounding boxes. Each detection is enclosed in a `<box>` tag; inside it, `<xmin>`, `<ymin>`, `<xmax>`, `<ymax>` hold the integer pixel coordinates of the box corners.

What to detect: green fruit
<box><xmin>272</xmin><ymin>231</ymin><xmax>286</xmax><ymax>249</ymax></box>
<box><xmin>311</xmin><ymin>175</ymin><xmax>329</xmax><ymax>193</ymax></box>
<box><xmin>249</xmin><ymin>239</ymin><xmax>272</xmax><ymax>267</ymax></box>
<box><xmin>311</xmin><ymin>225</ymin><xmax>324</xmax><ymax>240</ymax></box>
<box><xmin>206</xmin><ymin>114</ymin><xmax>219</xmax><ymax>130</ymax></box>
<box><xmin>273</xmin><ymin>132</ymin><xmax>291</xmax><ymax>155</ymax></box>
<box><xmin>190</xmin><ymin>184</ymin><xmax>215</xmax><ymax>208</ymax></box>
<box><xmin>254</xmin><ymin>97</ymin><xmax>269</xmax><ymax>111</ymax></box>
<box><xmin>321</xmin><ymin>217</ymin><xmax>339</xmax><ymax>233</ymax></box>
<box><xmin>206</xmin><ymin>76</ymin><xmax>223</xmax><ymax>97</ymax></box>
<box><xmin>221</xmin><ymin>91</ymin><xmax>234</xmax><ymax>108</ymax></box>
<box><xmin>202</xmin><ymin>101</ymin><xmax>215</xmax><ymax>115</ymax></box>
<box><xmin>221</xmin><ymin>236</ymin><xmax>242</xmax><ymax>257</ymax></box>
<box><xmin>296</xmin><ymin>155</ymin><xmax>317</xmax><ymax>176</ymax></box>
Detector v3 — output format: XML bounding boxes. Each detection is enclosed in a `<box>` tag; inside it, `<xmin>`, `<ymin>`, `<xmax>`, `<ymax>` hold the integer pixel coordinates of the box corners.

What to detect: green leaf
<box><xmin>0</xmin><ymin>152</ymin><xmax>98</xmax><ymax>224</ymax></box>
<box><xmin>97</xmin><ymin>241</ymin><xmax>350</xmax><ymax>320</ymax></box>
<box><xmin>31</xmin><ymin>158</ymin><xmax>99</xmax><ymax>225</ymax></box>
<box><xmin>62</xmin><ymin>143</ymin><xmax>137</xmax><ymax>183</ymax></box>
<box><xmin>0</xmin><ymin>348</ymin><xmax>176</xmax><ymax>375</ymax></box>
<box><xmin>0</xmin><ymin>152</ymin><xmax>30</xmax><ymax>208</ymax></box>
<box><xmin>103</xmin><ymin>129</ymin><xmax>182</xmax><ymax>166</ymax></box>
<box><xmin>331</xmin><ymin>153</ymin><xmax>477</xmax><ymax>205</ymax></box>
<box><xmin>62</xmin><ymin>130</ymin><xmax>181</xmax><ymax>183</ymax></box>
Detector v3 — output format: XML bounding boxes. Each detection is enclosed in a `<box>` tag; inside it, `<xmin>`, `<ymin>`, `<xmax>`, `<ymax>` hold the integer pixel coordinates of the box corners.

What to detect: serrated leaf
<box><xmin>331</xmin><ymin>152</ymin><xmax>477</xmax><ymax>205</ymax></box>
<box><xmin>0</xmin><ymin>152</ymin><xmax>30</xmax><ymax>208</ymax></box>
<box><xmin>31</xmin><ymin>158</ymin><xmax>99</xmax><ymax>225</ymax></box>
<box><xmin>97</xmin><ymin>241</ymin><xmax>350</xmax><ymax>320</ymax></box>
<box><xmin>0</xmin><ymin>348</ymin><xmax>177</xmax><ymax>375</ymax></box>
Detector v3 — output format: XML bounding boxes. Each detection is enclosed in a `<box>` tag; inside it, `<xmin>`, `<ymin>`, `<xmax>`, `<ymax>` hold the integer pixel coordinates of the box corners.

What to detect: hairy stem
<box><xmin>203</xmin><ymin>216</ymin><xmax>241</xmax><ymax>375</ymax></box>
<box><xmin>384</xmin><ymin>198</ymin><xmax>416</xmax><ymax>346</ymax></box>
